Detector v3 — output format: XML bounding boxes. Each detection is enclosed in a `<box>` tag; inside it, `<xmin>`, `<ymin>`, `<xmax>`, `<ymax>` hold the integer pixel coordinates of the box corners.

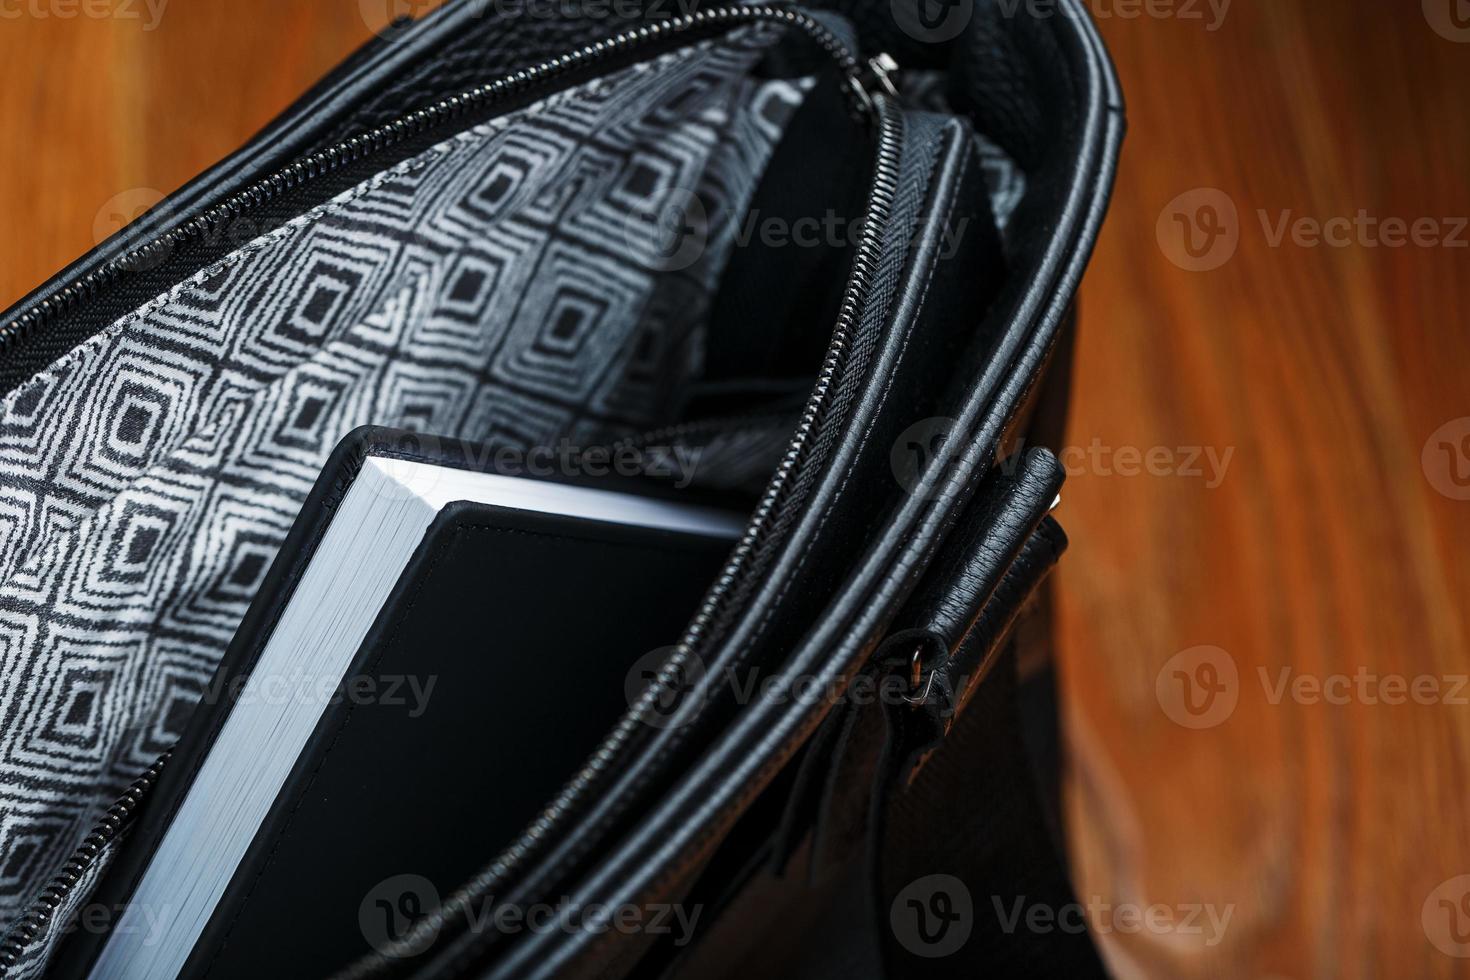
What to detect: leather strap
<box><xmin>871</xmin><ymin>639</ymin><xmax>1105</xmax><ymax>977</ymax></box>
<box><xmin>780</xmin><ymin>493</ymin><xmax>1105</xmax><ymax>977</ymax></box>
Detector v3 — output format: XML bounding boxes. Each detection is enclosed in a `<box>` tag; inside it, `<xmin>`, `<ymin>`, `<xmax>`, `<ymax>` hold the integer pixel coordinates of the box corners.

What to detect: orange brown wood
<box><xmin>1061</xmin><ymin>4</ymin><xmax>1470</xmax><ymax>976</ymax></box>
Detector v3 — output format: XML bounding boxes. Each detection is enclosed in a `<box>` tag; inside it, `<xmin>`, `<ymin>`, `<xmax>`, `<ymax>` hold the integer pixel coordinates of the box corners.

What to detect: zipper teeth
<box><xmin>0</xmin><ymin>12</ymin><xmax>854</xmax><ymax>961</ymax></box>
<box><xmin>0</xmin><ymin>7</ymin><xmax>882</xmax><ymax>972</ymax></box>
<box><xmin>0</xmin><ymin>751</ymin><xmax>170</xmax><ymax>970</ymax></box>
<box><xmin>0</xmin><ymin>4</ymin><xmax>865</xmax><ymax>355</ymax></box>
<box><xmin>348</xmin><ymin>94</ymin><xmax>906</xmax><ymax>979</ymax></box>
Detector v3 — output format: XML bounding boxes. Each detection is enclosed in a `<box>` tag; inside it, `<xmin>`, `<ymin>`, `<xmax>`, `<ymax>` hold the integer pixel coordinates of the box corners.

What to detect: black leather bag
<box><xmin>0</xmin><ymin>1</ymin><xmax>1122</xmax><ymax>976</ymax></box>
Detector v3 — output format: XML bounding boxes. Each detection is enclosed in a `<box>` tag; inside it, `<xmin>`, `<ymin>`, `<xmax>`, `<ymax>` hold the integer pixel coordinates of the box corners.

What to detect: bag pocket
<box><xmin>0</xmin><ymin>8</ymin><xmax>907</xmax><ymax>971</ymax></box>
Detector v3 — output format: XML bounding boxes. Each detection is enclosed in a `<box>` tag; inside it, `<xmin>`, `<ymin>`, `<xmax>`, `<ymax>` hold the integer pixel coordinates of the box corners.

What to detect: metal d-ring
<box><xmin>903</xmin><ymin>641</ymin><xmax>937</xmax><ymax>707</ymax></box>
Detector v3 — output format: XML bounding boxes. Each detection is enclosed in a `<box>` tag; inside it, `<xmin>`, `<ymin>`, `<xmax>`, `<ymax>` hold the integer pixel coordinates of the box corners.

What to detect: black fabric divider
<box><xmin>695</xmin><ymin>72</ymin><xmax>872</xmax><ymax>412</ymax></box>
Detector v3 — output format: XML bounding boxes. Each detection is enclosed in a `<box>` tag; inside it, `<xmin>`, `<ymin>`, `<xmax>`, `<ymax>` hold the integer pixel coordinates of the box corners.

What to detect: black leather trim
<box><xmin>874</xmin><ymin>446</ymin><xmax>1064</xmax><ymax>709</ymax></box>
<box><xmin>479</xmin><ymin>0</ymin><xmax>1123</xmax><ymax>974</ymax></box>
<box><xmin>873</xmin><ymin>627</ymin><xmax>1104</xmax><ymax>979</ymax></box>
<box><xmin>410</xmin><ymin>104</ymin><xmax>981</xmax><ymax>980</ymax></box>
<box><xmin>782</xmin><ymin>449</ymin><xmax>1066</xmax><ymax>886</ymax></box>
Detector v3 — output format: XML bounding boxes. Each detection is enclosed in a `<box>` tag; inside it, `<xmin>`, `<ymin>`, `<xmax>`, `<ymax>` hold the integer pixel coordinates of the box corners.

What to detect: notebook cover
<box><xmin>186</xmin><ymin>500</ymin><xmax>731</xmax><ymax>977</ymax></box>
<box><xmin>51</xmin><ymin>426</ymin><xmax>738</xmax><ymax>976</ymax></box>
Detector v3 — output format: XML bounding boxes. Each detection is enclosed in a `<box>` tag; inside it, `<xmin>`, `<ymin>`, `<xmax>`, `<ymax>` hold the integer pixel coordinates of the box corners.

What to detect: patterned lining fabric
<box><xmin>3</xmin><ymin>838</ymin><xmax>116</xmax><ymax>979</ymax></box>
<box><xmin>0</xmin><ymin>36</ymin><xmax>806</xmax><ymax>949</ymax></box>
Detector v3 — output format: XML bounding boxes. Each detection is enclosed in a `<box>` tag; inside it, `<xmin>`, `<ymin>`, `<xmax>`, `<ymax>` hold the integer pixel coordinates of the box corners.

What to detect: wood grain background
<box><xmin>1059</xmin><ymin>4</ymin><xmax>1470</xmax><ymax>977</ymax></box>
<box><xmin>0</xmin><ymin>1</ymin><xmax>1465</xmax><ymax>976</ymax></box>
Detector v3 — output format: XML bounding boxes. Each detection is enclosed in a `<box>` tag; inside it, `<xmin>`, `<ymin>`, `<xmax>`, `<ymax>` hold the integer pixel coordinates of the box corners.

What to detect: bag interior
<box><xmin>0</xmin><ymin>28</ymin><xmax>818</xmax><ymax>935</ymax></box>
<box><xmin>0</xmin><ymin>19</ymin><xmax>1031</xmax><ymax>962</ymax></box>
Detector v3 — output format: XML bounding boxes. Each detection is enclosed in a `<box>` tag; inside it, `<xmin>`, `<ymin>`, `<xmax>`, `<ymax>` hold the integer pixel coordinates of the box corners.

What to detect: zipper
<box><xmin>339</xmin><ymin>56</ymin><xmax>906</xmax><ymax>980</ymax></box>
<box><xmin>0</xmin><ymin>6</ymin><xmax>900</xmax><ymax>972</ymax></box>
<box><xmin>0</xmin><ymin>751</ymin><xmax>170</xmax><ymax>971</ymax></box>
<box><xmin>0</xmin><ymin>4</ymin><xmax>873</xmax><ymax>364</ymax></box>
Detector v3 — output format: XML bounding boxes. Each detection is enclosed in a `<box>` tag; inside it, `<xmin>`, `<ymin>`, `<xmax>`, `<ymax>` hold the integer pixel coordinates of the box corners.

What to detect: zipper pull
<box><xmin>849</xmin><ymin>52</ymin><xmax>900</xmax><ymax>121</ymax></box>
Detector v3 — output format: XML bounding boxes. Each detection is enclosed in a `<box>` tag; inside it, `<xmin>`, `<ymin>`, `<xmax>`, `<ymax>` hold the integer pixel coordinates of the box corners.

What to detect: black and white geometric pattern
<box><xmin>0</xmin><ymin>35</ymin><xmax>804</xmax><ymax>954</ymax></box>
<box><xmin>2</xmin><ymin>838</ymin><xmax>116</xmax><ymax>979</ymax></box>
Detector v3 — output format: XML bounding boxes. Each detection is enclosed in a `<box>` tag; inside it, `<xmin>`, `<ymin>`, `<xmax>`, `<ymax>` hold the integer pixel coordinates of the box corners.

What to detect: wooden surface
<box><xmin>1060</xmin><ymin>4</ymin><xmax>1470</xmax><ymax>977</ymax></box>
<box><xmin>0</xmin><ymin>1</ymin><xmax>376</xmax><ymax>306</ymax></box>
<box><xmin>1</xmin><ymin>2</ymin><xmax>1466</xmax><ymax>977</ymax></box>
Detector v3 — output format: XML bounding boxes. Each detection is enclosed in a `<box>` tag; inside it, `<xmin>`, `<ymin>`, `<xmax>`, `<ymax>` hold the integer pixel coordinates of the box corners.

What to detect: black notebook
<box><xmin>67</xmin><ymin>427</ymin><xmax>743</xmax><ymax>979</ymax></box>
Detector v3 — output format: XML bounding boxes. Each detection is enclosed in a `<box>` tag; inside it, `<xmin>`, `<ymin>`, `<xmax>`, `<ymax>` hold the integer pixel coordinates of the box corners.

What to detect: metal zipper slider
<box><xmin>850</xmin><ymin>52</ymin><xmax>900</xmax><ymax>120</ymax></box>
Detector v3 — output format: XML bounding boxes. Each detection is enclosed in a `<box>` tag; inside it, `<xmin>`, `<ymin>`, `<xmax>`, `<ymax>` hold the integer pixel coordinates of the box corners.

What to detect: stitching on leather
<box><xmin>477</xmin><ymin>124</ymin><xmax>952</xmax><ymax>971</ymax></box>
<box><xmin>743</xmin><ymin>122</ymin><xmax>959</xmax><ymax>657</ymax></box>
<box><xmin>594</xmin><ymin>127</ymin><xmax>983</xmax><ymax>966</ymax></box>
<box><xmin>540</xmin><ymin>124</ymin><xmax>966</xmax><ymax>973</ymax></box>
